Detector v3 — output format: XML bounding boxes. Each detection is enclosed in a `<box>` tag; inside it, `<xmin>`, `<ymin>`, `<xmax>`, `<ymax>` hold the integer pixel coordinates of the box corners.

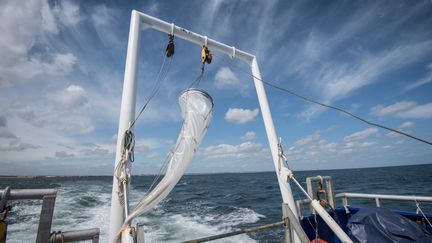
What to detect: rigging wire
<box><xmin>147</xmin><ymin>67</ymin><xmax>214</xmax><ymax>192</ymax></box>
<box><xmin>129</xmin><ymin>54</ymin><xmax>173</xmax><ymax>129</ymax></box>
<box><xmin>129</xmin><ymin>34</ymin><xmax>177</xmax><ymax>129</ymax></box>
<box><xmin>219</xmin><ymin>55</ymin><xmax>432</xmax><ymax>146</ymax></box>
<box><xmin>147</xmin><ymin>143</ymin><xmax>179</xmax><ymax>192</ymax></box>
<box><xmin>115</xmin><ymin>37</ymin><xmax>174</xmax><ymax>208</ymax></box>
<box><xmin>188</xmin><ymin>63</ymin><xmax>206</xmax><ymax>88</ymax></box>
<box><xmin>415</xmin><ymin>199</ymin><xmax>432</xmax><ymax>228</ymax></box>
<box><xmin>147</xmin><ymin>46</ymin><xmax>211</xmax><ymax>192</ymax></box>
<box><xmin>130</xmin><ymin>55</ymin><xmax>173</xmax><ymax>194</ymax></box>
<box><xmin>188</xmin><ymin>45</ymin><xmax>212</xmax><ymax>88</ymax></box>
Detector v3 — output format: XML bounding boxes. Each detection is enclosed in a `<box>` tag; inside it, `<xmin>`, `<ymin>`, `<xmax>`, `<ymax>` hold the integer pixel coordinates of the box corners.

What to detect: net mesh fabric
<box><xmin>123</xmin><ymin>88</ymin><xmax>213</xmax><ymax>226</ymax></box>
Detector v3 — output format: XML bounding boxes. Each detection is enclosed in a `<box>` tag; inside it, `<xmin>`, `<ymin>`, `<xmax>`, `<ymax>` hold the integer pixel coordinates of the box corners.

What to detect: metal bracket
<box><xmin>36</xmin><ymin>194</ymin><xmax>57</xmax><ymax>243</ymax></box>
<box><xmin>170</xmin><ymin>23</ymin><xmax>175</xmax><ymax>36</ymax></box>
<box><xmin>203</xmin><ymin>36</ymin><xmax>208</xmax><ymax>47</ymax></box>
<box><xmin>282</xmin><ymin>203</ymin><xmax>310</xmax><ymax>243</ymax></box>
<box><xmin>136</xmin><ymin>223</ymin><xmax>145</xmax><ymax>243</ymax></box>
<box><xmin>306</xmin><ymin>176</ymin><xmax>335</xmax><ymax>210</ymax></box>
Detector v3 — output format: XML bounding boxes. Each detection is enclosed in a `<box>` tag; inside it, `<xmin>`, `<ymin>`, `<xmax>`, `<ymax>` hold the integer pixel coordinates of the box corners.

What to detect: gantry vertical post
<box><xmin>251</xmin><ymin>58</ymin><xmax>299</xmax><ymax>242</ymax></box>
<box><xmin>109</xmin><ymin>10</ymin><xmax>141</xmax><ymax>243</ymax></box>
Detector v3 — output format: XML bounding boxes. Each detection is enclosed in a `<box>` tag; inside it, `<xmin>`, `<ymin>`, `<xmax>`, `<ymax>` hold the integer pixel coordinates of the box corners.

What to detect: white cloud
<box><xmin>296</xmin><ymin>132</ymin><xmax>321</xmax><ymax>146</ymax></box>
<box><xmin>53</xmin><ymin>0</ymin><xmax>84</xmax><ymax>26</ymax></box>
<box><xmin>52</xmin><ymin>84</ymin><xmax>89</xmax><ymax>109</ymax></box>
<box><xmin>147</xmin><ymin>3</ymin><xmax>159</xmax><ymax>15</ymax></box>
<box><xmin>215</xmin><ymin>67</ymin><xmax>238</xmax><ymax>87</ymax></box>
<box><xmin>6</xmin><ymin>98</ymin><xmax>95</xmax><ymax>135</ymax></box>
<box><xmin>287</xmin><ymin>133</ymin><xmax>341</xmax><ymax>161</ymax></box>
<box><xmin>133</xmin><ymin>137</ymin><xmax>174</xmax><ymax>159</ymax></box>
<box><xmin>399</xmin><ymin>121</ymin><xmax>414</xmax><ymax>129</ymax></box>
<box><xmin>47</xmin><ymin>53</ymin><xmax>77</xmax><ymax>74</ymax></box>
<box><xmin>261</xmin><ymin>2</ymin><xmax>432</xmax><ymax>122</ymax></box>
<box><xmin>110</xmin><ymin>133</ymin><xmax>118</xmax><ymax>143</ymax></box>
<box><xmin>371</xmin><ymin>101</ymin><xmax>416</xmax><ymax>117</ymax></box>
<box><xmin>386</xmin><ymin>121</ymin><xmax>414</xmax><ymax>138</ymax></box>
<box><xmin>0</xmin><ymin>129</ymin><xmax>17</xmax><ymax>139</ymax></box>
<box><xmin>386</xmin><ymin>131</ymin><xmax>402</xmax><ymax>139</ymax></box>
<box><xmin>91</xmin><ymin>5</ymin><xmax>121</xmax><ymax>48</ymax></box>
<box><xmin>397</xmin><ymin>103</ymin><xmax>432</xmax><ymax>119</ymax></box>
<box><xmin>4</xmin><ymin>52</ymin><xmax>77</xmax><ymax>83</ymax></box>
<box><xmin>41</xmin><ymin>1</ymin><xmax>58</xmax><ymax>33</ymax></box>
<box><xmin>371</xmin><ymin>101</ymin><xmax>432</xmax><ymax>119</ymax></box>
<box><xmin>63</xmin><ymin>121</ymin><xmax>94</xmax><ymax>134</ymax></box>
<box><xmin>0</xmin><ymin>0</ymin><xmax>77</xmax><ymax>85</ymax></box>
<box><xmin>79</xmin><ymin>147</ymin><xmax>109</xmax><ymax>157</ymax></box>
<box><xmin>241</xmin><ymin>131</ymin><xmax>256</xmax><ymax>141</ymax></box>
<box><xmin>135</xmin><ymin>138</ymin><xmax>173</xmax><ymax>150</ymax></box>
<box><xmin>283</xmin><ymin>129</ymin><xmax>422</xmax><ymax>169</ymax></box>
<box><xmin>214</xmin><ymin>67</ymin><xmax>247</xmax><ymax>93</ymax></box>
<box><xmin>225</xmin><ymin>108</ymin><xmax>259</xmax><ymax>124</ymax></box>
<box><xmin>405</xmin><ymin>63</ymin><xmax>432</xmax><ymax>91</ymax></box>
<box><xmin>344</xmin><ymin>128</ymin><xmax>378</xmax><ymax>142</ymax></box>
<box><xmin>0</xmin><ymin>137</ymin><xmax>40</xmax><ymax>152</ymax></box>
<box><xmin>360</xmin><ymin>141</ymin><xmax>376</xmax><ymax>147</ymax></box>
<box><xmin>0</xmin><ymin>115</ymin><xmax>6</xmax><ymax>127</ymax></box>
<box><xmin>202</xmin><ymin>141</ymin><xmax>269</xmax><ymax>160</ymax></box>
<box><xmin>55</xmin><ymin>151</ymin><xmax>75</xmax><ymax>158</ymax></box>
<box><xmin>0</xmin><ymin>1</ymin><xmax>49</xmax><ymax>63</ymax></box>
<box><xmin>321</xmin><ymin>41</ymin><xmax>432</xmax><ymax>102</ymax></box>
<box><xmin>297</xmin><ymin>105</ymin><xmax>326</xmax><ymax>121</ymax></box>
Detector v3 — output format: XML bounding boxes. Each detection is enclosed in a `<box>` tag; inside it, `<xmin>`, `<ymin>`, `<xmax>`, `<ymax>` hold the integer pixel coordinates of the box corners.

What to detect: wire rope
<box><xmin>129</xmin><ymin>54</ymin><xmax>173</xmax><ymax>129</ymax></box>
<box><xmin>219</xmin><ymin>55</ymin><xmax>432</xmax><ymax>146</ymax></box>
<box><xmin>415</xmin><ymin>199</ymin><xmax>432</xmax><ymax>228</ymax></box>
<box><xmin>188</xmin><ymin>63</ymin><xmax>206</xmax><ymax>88</ymax></box>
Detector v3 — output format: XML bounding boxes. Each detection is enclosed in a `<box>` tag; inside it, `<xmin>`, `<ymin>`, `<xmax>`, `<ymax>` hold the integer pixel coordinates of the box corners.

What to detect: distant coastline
<box><xmin>0</xmin><ymin>163</ymin><xmax>430</xmax><ymax>178</ymax></box>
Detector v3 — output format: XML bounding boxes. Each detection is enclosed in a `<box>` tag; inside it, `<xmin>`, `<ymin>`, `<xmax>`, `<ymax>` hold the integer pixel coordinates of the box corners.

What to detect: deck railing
<box><xmin>0</xmin><ymin>187</ymin><xmax>100</xmax><ymax>243</ymax></box>
<box><xmin>335</xmin><ymin>192</ymin><xmax>432</xmax><ymax>208</ymax></box>
<box><xmin>296</xmin><ymin>192</ymin><xmax>432</xmax><ymax>219</ymax></box>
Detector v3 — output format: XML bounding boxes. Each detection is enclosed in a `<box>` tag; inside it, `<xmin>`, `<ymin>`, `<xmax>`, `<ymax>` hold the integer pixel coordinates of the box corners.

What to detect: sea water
<box><xmin>1</xmin><ymin>164</ymin><xmax>431</xmax><ymax>242</ymax></box>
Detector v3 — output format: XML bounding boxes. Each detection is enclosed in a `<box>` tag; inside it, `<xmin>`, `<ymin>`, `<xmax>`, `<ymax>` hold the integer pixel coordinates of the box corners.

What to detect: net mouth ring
<box><xmin>180</xmin><ymin>88</ymin><xmax>214</xmax><ymax>107</ymax></box>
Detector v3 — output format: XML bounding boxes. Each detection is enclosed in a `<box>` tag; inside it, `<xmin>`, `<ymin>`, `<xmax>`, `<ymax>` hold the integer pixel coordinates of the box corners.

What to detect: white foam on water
<box><xmin>218</xmin><ymin>208</ymin><xmax>265</xmax><ymax>228</ymax></box>
<box><xmin>5</xmin><ymin>183</ymin><xmax>266</xmax><ymax>243</ymax></box>
<box><xmin>6</xmin><ymin>201</ymin><xmax>42</xmax><ymax>243</ymax></box>
<box><xmin>138</xmin><ymin>213</ymin><xmax>257</xmax><ymax>243</ymax></box>
<box><xmin>134</xmin><ymin>202</ymin><xmax>264</xmax><ymax>242</ymax></box>
<box><xmin>52</xmin><ymin>184</ymin><xmax>112</xmax><ymax>242</ymax></box>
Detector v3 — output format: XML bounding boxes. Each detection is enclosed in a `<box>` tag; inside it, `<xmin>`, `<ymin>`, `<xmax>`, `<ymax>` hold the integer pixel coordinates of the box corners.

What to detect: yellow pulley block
<box><xmin>201</xmin><ymin>46</ymin><xmax>212</xmax><ymax>64</ymax></box>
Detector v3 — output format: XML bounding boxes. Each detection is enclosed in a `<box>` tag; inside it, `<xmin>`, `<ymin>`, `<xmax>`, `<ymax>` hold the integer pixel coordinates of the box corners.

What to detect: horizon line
<box><xmin>0</xmin><ymin>163</ymin><xmax>430</xmax><ymax>178</ymax></box>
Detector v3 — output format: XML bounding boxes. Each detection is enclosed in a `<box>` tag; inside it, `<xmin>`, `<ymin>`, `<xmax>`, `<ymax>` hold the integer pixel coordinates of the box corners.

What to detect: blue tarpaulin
<box><xmin>348</xmin><ymin>207</ymin><xmax>432</xmax><ymax>243</ymax></box>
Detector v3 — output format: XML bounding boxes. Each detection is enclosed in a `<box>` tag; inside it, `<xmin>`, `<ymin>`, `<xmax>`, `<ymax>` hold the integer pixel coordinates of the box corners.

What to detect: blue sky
<box><xmin>0</xmin><ymin>0</ymin><xmax>431</xmax><ymax>175</ymax></box>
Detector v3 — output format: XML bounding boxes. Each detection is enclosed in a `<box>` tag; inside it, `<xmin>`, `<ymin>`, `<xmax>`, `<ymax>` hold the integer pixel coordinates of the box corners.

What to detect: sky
<box><xmin>0</xmin><ymin>0</ymin><xmax>431</xmax><ymax>176</ymax></box>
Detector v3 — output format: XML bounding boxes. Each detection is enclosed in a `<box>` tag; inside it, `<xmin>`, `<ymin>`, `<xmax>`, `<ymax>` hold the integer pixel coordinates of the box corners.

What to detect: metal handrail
<box><xmin>335</xmin><ymin>192</ymin><xmax>432</xmax><ymax>208</ymax></box>
<box><xmin>0</xmin><ymin>188</ymin><xmax>100</xmax><ymax>243</ymax></box>
<box><xmin>180</xmin><ymin>203</ymin><xmax>310</xmax><ymax>243</ymax></box>
<box><xmin>50</xmin><ymin>228</ymin><xmax>100</xmax><ymax>243</ymax></box>
<box><xmin>296</xmin><ymin>192</ymin><xmax>432</xmax><ymax>218</ymax></box>
<box><xmin>181</xmin><ymin>221</ymin><xmax>286</xmax><ymax>243</ymax></box>
<box><xmin>0</xmin><ymin>188</ymin><xmax>57</xmax><ymax>200</ymax></box>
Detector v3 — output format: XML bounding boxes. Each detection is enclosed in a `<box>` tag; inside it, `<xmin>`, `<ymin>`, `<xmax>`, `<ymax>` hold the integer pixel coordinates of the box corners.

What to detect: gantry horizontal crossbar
<box><xmin>134</xmin><ymin>11</ymin><xmax>255</xmax><ymax>64</ymax></box>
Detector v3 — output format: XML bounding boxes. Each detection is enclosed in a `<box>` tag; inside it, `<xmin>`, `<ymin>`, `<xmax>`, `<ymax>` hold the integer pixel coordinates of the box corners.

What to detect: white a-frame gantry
<box><xmin>109</xmin><ymin>10</ymin><xmax>300</xmax><ymax>243</ymax></box>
